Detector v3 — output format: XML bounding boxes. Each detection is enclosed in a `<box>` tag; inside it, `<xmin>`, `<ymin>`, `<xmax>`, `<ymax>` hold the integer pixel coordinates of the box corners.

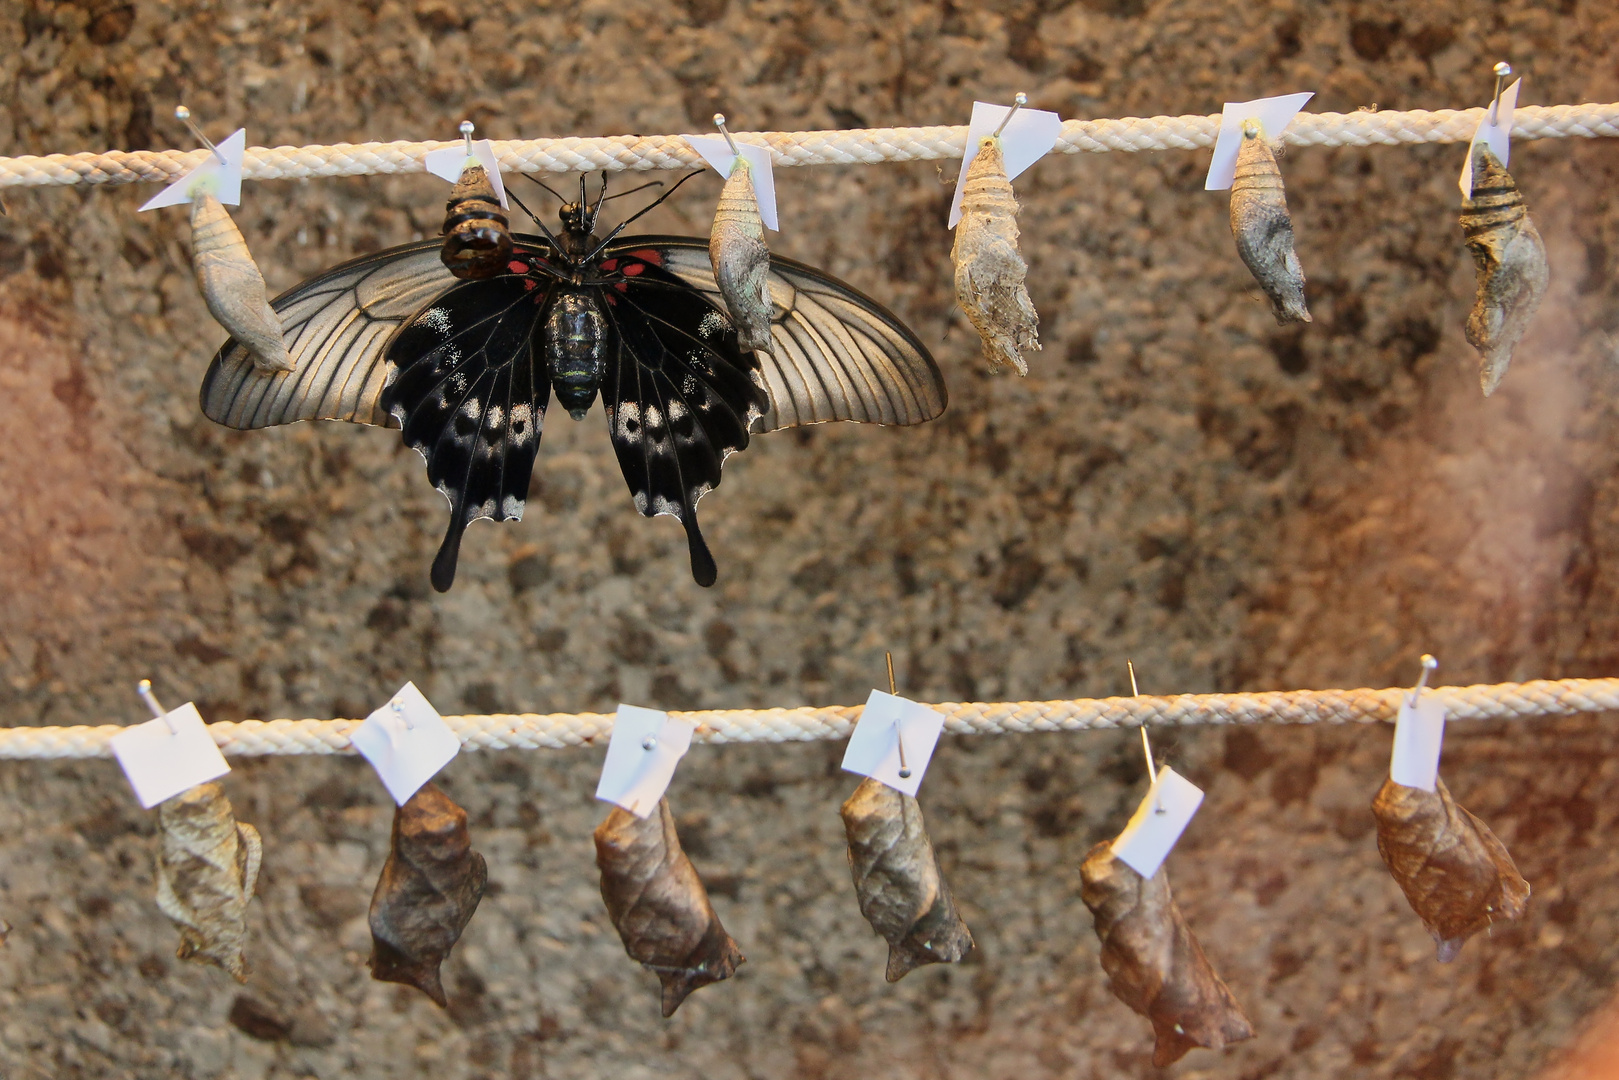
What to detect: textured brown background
<box><xmin>3</xmin><ymin>1</ymin><xmax>1619</xmax><ymax>1077</ymax></box>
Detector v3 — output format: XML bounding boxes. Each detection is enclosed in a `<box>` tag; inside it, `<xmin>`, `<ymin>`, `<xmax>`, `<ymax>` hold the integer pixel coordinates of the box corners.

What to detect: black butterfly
<box><xmin>199</xmin><ymin>174</ymin><xmax>947</xmax><ymax>591</ymax></box>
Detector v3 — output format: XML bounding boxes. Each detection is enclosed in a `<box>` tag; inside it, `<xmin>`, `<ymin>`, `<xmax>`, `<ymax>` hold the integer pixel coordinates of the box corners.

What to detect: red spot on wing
<box><xmin>625</xmin><ymin>249</ymin><xmax>663</xmax><ymax>266</ymax></box>
<box><xmin>622</xmin><ymin>262</ymin><xmax>645</xmax><ymax>276</ymax></box>
<box><xmin>523</xmin><ymin>279</ymin><xmax>537</xmax><ymax>291</ymax></box>
<box><xmin>508</xmin><ymin>260</ymin><xmax>529</xmax><ymax>274</ymax></box>
<box><xmin>615</xmin><ymin>282</ymin><xmax>628</xmax><ymax>293</ymax></box>
<box><xmin>598</xmin><ymin>259</ymin><xmax>619</xmax><ymax>272</ymax></box>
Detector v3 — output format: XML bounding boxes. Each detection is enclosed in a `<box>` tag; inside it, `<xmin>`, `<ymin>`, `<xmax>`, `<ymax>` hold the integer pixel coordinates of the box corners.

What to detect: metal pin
<box><xmin>713</xmin><ymin>113</ymin><xmax>740</xmax><ymax>157</ymax></box>
<box><xmin>174</xmin><ymin>105</ymin><xmax>226</xmax><ymax>165</ymax></box>
<box><xmin>390</xmin><ymin>698</ymin><xmax>415</xmax><ymax>731</ymax></box>
<box><xmin>459</xmin><ymin>119</ymin><xmax>475</xmax><ymax>156</ymax></box>
<box><xmin>1406</xmin><ymin>653</ymin><xmax>1439</xmax><ymax>708</ymax></box>
<box><xmin>137</xmin><ymin>678</ymin><xmax>178</xmax><ymax>734</ymax></box>
<box><xmin>642</xmin><ymin>735</ymin><xmax>658</xmax><ymax>751</ymax></box>
<box><xmin>991</xmin><ymin>92</ymin><xmax>1028</xmax><ymax>139</ymax></box>
<box><xmin>887</xmin><ymin>651</ymin><xmax>911</xmax><ymax>779</ymax></box>
<box><xmin>1128</xmin><ymin>660</ymin><xmax>1165</xmax><ymax>814</ymax></box>
<box><xmin>1490</xmin><ymin>62</ymin><xmax>1513</xmax><ymax>124</ymax></box>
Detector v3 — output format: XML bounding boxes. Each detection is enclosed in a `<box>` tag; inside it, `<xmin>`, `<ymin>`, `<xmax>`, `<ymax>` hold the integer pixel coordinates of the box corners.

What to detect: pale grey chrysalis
<box><xmin>155</xmin><ymin>781</ymin><xmax>263</xmax><ymax>982</ymax></box>
<box><xmin>951</xmin><ymin>136</ymin><xmax>1040</xmax><ymax>375</ymax></box>
<box><xmin>1229</xmin><ymin>121</ymin><xmax>1311</xmax><ymax>325</ymax></box>
<box><xmin>708</xmin><ymin>157</ymin><xmax>775</xmax><ymax>354</ymax></box>
<box><xmin>190</xmin><ymin>192</ymin><xmax>293</xmax><ymax>373</ymax></box>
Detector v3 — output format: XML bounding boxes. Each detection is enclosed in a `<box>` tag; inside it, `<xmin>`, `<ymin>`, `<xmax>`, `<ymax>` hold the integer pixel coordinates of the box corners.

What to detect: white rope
<box><xmin>1</xmin><ymin>678</ymin><xmax>1614</xmax><ymax>760</ymax></box>
<box><xmin>2</xmin><ymin>103</ymin><xmax>1616</xmax><ymax>189</ymax></box>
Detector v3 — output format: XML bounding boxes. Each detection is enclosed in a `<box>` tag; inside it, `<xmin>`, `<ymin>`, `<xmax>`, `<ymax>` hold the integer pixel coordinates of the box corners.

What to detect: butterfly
<box><xmin>199</xmin><ymin>173</ymin><xmax>947</xmax><ymax>592</ymax></box>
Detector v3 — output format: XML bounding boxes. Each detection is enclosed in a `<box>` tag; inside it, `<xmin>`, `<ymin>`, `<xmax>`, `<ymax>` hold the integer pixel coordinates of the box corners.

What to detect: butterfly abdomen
<box><xmin>545</xmin><ymin>290</ymin><xmax>610</xmax><ymax>420</ymax></box>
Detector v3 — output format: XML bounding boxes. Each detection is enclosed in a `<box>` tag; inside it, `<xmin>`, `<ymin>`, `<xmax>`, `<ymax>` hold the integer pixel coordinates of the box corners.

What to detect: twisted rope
<box><xmin>3</xmin><ymin>103</ymin><xmax>1616</xmax><ymax>189</ymax></box>
<box><xmin>2</xmin><ymin>678</ymin><xmax>1615</xmax><ymax>760</ymax></box>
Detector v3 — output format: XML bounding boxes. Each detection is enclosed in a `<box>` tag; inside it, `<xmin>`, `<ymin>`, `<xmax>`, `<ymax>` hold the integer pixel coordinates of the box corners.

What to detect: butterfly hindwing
<box><xmin>596</xmin><ymin>248</ymin><xmax>769</xmax><ymax>586</ymax></box>
<box><xmin>617</xmin><ymin>237</ymin><xmax>947</xmax><ymax>431</ymax></box>
<box><xmin>380</xmin><ymin>253</ymin><xmax>557</xmax><ymax>591</ymax></box>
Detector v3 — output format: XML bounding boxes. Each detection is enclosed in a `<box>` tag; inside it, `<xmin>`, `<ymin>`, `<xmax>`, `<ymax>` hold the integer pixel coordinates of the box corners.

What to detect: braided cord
<box><xmin>2</xmin><ymin>103</ymin><xmax>1615</xmax><ymax>189</ymax></box>
<box><xmin>2</xmin><ymin>678</ymin><xmax>1614</xmax><ymax>760</ymax></box>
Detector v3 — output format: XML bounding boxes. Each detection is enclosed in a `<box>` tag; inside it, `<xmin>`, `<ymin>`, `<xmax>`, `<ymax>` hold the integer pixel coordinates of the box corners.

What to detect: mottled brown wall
<box><xmin>2</xmin><ymin>1</ymin><xmax>1619</xmax><ymax>1078</ymax></box>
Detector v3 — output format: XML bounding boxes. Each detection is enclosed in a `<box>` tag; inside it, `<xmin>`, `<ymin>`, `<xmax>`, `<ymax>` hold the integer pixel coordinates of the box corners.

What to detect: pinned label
<box><xmin>1204</xmin><ymin>92</ymin><xmax>1315</xmax><ymax>191</ymax></box>
<box><xmin>948</xmin><ymin>99</ymin><xmax>1063</xmax><ymax>228</ymax></box>
<box><xmin>1110</xmin><ymin>766</ymin><xmax>1205</xmax><ymax>880</ymax></box>
<box><xmin>683</xmin><ymin>135</ymin><xmax>779</xmax><ymax>231</ymax></box>
<box><xmin>595</xmin><ymin>704</ymin><xmax>697</xmax><ymax>818</ymax></box>
<box><xmin>1459</xmin><ymin>79</ymin><xmax>1521</xmax><ymax>199</ymax></box>
<box><xmin>110</xmin><ymin>702</ymin><xmax>231</xmax><ymax>809</ymax></box>
<box><xmin>840</xmin><ymin>690</ymin><xmax>946</xmax><ymax>797</ymax></box>
<box><xmin>350</xmin><ymin>682</ymin><xmax>461</xmax><ymax>806</ymax></box>
<box><xmin>140</xmin><ymin>128</ymin><xmax>247</xmax><ymax>211</ymax></box>
<box><xmin>423</xmin><ymin>139</ymin><xmax>509</xmax><ymax>209</ymax></box>
<box><xmin>1388</xmin><ymin>693</ymin><xmax>1447</xmax><ymax>792</ymax></box>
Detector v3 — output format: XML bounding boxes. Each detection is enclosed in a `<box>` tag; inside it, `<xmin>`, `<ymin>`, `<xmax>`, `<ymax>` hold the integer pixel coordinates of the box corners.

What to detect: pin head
<box><xmin>1493</xmin><ymin>61</ymin><xmax>1513</xmax><ymax>78</ymax></box>
<box><xmin>1420</xmin><ymin>654</ymin><xmax>1438</xmax><ymax>672</ymax></box>
<box><xmin>1013</xmin><ymin>92</ymin><xmax>1028</xmax><ymax>107</ymax></box>
<box><xmin>174</xmin><ymin>106</ymin><xmax>191</xmax><ymax>122</ymax></box>
<box><xmin>713</xmin><ymin>113</ymin><xmax>727</xmax><ymax>129</ymax></box>
<box><xmin>641</xmin><ymin>736</ymin><xmax>658</xmax><ymax>751</ymax></box>
<box><xmin>459</xmin><ymin>120</ymin><xmax>475</xmax><ymax>136</ymax></box>
<box><xmin>898</xmin><ymin>767</ymin><xmax>913</xmax><ymax>779</ymax></box>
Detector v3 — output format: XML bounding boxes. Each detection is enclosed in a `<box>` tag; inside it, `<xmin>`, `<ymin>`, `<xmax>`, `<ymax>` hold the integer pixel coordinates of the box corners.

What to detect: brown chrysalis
<box><xmin>1229</xmin><ymin>120</ymin><xmax>1311</xmax><ymax>325</ymax></box>
<box><xmin>708</xmin><ymin>157</ymin><xmax>775</xmax><ymax>354</ymax></box>
<box><xmin>1081</xmin><ymin>843</ymin><xmax>1254</xmax><ymax>1067</ymax></box>
<box><xmin>1372</xmin><ymin>776</ymin><xmax>1531</xmax><ymax>962</ymax></box>
<box><xmin>952</xmin><ymin>136</ymin><xmax>1040</xmax><ymax>375</ymax></box>
<box><xmin>155</xmin><ymin>781</ymin><xmax>263</xmax><ymax>982</ymax></box>
<box><xmin>191</xmin><ymin>193</ymin><xmax>293</xmax><ymax>373</ymax></box>
<box><xmin>595</xmin><ymin>798</ymin><xmax>744</xmax><ymax>1017</ymax></box>
<box><xmin>840</xmin><ymin>777</ymin><xmax>974</xmax><ymax>981</ymax></box>
<box><xmin>368</xmin><ymin>782</ymin><xmax>488</xmax><ymax>1007</ymax></box>
<box><xmin>1460</xmin><ymin>144</ymin><xmax>1548</xmax><ymax>396</ymax></box>
<box><xmin>440</xmin><ymin>163</ymin><xmax>513</xmax><ymax>280</ymax></box>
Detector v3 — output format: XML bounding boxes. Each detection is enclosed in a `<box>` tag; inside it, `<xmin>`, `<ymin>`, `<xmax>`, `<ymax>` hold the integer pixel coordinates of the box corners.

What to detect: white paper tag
<box><xmin>423</xmin><ymin>139</ymin><xmax>509</xmax><ymax>209</ymax></box>
<box><xmin>595</xmin><ymin>704</ymin><xmax>697</xmax><ymax>818</ymax></box>
<box><xmin>1204</xmin><ymin>92</ymin><xmax>1315</xmax><ymax>191</ymax></box>
<box><xmin>947</xmin><ymin>100</ymin><xmax>1063</xmax><ymax>228</ymax></box>
<box><xmin>349</xmin><ymin>682</ymin><xmax>461</xmax><ymax>806</ymax></box>
<box><xmin>1388</xmin><ymin>693</ymin><xmax>1447</xmax><ymax>792</ymax></box>
<box><xmin>140</xmin><ymin>128</ymin><xmax>247</xmax><ymax>211</ymax></box>
<box><xmin>839</xmin><ymin>690</ymin><xmax>946</xmax><ymax>797</ymax></box>
<box><xmin>1110</xmin><ymin>766</ymin><xmax>1205</xmax><ymax>880</ymax></box>
<box><xmin>683</xmin><ymin>136</ymin><xmax>778</xmax><ymax>231</ymax></box>
<box><xmin>1458</xmin><ymin>79</ymin><xmax>1520</xmax><ymax>199</ymax></box>
<box><xmin>109</xmin><ymin>702</ymin><xmax>231</xmax><ymax>809</ymax></box>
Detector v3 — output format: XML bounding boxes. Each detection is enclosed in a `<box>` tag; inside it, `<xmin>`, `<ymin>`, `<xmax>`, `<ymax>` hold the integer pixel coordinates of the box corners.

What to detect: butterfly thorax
<box><xmin>545</xmin><ymin>291</ymin><xmax>610</xmax><ymax>420</ymax></box>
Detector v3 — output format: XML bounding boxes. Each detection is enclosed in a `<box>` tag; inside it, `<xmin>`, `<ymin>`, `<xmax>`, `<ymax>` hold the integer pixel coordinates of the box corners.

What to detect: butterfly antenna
<box><xmin>524</xmin><ymin>175</ymin><xmax>569</xmax><ymax>205</ymax></box>
<box><xmin>582</xmin><ymin>170</ymin><xmax>707</xmax><ymax>263</ymax></box>
<box><xmin>506</xmin><ymin>188</ymin><xmax>565</xmax><ymax>256</ymax></box>
<box><xmin>603</xmin><ymin>179</ymin><xmax>665</xmax><ymax>202</ymax></box>
<box><xmin>591</xmin><ymin>170</ymin><xmax>610</xmax><ymax>216</ymax></box>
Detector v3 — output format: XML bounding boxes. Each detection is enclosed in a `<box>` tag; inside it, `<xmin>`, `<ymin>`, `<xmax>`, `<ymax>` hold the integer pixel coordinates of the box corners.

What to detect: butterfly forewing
<box><xmin>639</xmin><ymin>239</ymin><xmax>946</xmax><ymax>431</ymax></box>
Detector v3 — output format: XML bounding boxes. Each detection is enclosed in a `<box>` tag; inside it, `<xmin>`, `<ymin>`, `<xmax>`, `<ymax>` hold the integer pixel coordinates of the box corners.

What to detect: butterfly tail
<box><xmin>431</xmin><ymin>513</ymin><xmax>466</xmax><ymax>593</ymax></box>
<box><xmin>684</xmin><ymin>511</ymin><xmax>717</xmax><ymax>587</ymax></box>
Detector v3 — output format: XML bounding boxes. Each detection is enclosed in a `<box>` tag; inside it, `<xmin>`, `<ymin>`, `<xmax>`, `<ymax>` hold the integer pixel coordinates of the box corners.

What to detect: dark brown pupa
<box><xmin>1373</xmin><ymin>776</ymin><xmax>1530</xmax><ymax>962</ymax></box>
<box><xmin>1460</xmin><ymin>144</ymin><xmax>1548</xmax><ymax>396</ymax></box>
<box><xmin>368</xmin><ymin>782</ymin><xmax>488</xmax><ymax>1007</ymax></box>
<box><xmin>595</xmin><ymin>798</ymin><xmax>744</xmax><ymax>1017</ymax></box>
<box><xmin>840</xmin><ymin>776</ymin><xmax>974</xmax><ymax>981</ymax></box>
<box><xmin>1081</xmin><ymin>843</ymin><xmax>1254</xmax><ymax>1067</ymax></box>
<box><xmin>708</xmin><ymin>157</ymin><xmax>775</xmax><ymax>353</ymax></box>
<box><xmin>155</xmin><ymin>781</ymin><xmax>263</xmax><ymax>982</ymax></box>
<box><xmin>440</xmin><ymin>163</ymin><xmax>513</xmax><ymax>280</ymax></box>
<box><xmin>1229</xmin><ymin>120</ymin><xmax>1310</xmax><ymax>325</ymax></box>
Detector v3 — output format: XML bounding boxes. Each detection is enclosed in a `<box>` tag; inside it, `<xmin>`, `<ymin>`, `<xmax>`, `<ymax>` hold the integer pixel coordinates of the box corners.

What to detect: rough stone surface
<box><xmin>3</xmin><ymin>1</ymin><xmax>1619</xmax><ymax>1077</ymax></box>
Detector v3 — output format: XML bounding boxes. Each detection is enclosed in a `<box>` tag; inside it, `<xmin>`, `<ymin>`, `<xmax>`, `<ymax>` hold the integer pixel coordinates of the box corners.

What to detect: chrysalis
<box><xmin>1080</xmin><ymin>843</ymin><xmax>1254</xmax><ymax>1067</ymax></box>
<box><xmin>1229</xmin><ymin>120</ymin><xmax>1311</xmax><ymax>325</ymax></box>
<box><xmin>1460</xmin><ymin>145</ymin><xmax>1548</xmax><ymax>396</ymax></box>
<box><xmin>840</xmin><ymin>777</ymin><xmax>974</xmax><ymax>981</ymax></box>
<box><xmin>952</xmin><ymin>136</ymin><xmax>1040</xmax><ymax>375</ymax></box>
<box><xmin>154</xmin><ymin>781</ymin><xmax>263</xmax><ymax>983</ymax></box>
<box><xmin>1372</xmin><ymin>776</ymin><xmax>1530</xmax><ymax>962</ymax></box>
<box><xmin>440</xmin><ymin>163</ymin><xmax>513</xmax><ymax>280</ymax></box>
<box><xmin>190</xmin><ymin>193</ymin><xmax>293</xmax><ymax>372</ymax></box>
<box><xmin>595</xmin><ymin>798</ymin><xmax>744</xmax><ymax>1017</ymax></box>
<box><xmin>708</xmin><ymin>157</ymin><xmax>774</xmax><ymax>353</ymax></box>
<box><xmin>368</xmin><ymin>782</ymin><xmax>488</xmax><ymax>1007</ymax></box>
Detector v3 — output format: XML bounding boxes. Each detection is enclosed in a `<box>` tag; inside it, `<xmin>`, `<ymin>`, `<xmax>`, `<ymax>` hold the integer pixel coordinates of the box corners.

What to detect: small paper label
<box><xmin>683</xmin><ymin>136</ymin><xmax>779</xmax><ymax>231</ymax></box>
<box><xmin>109</xmin><ymin>702</ymin><xmax>231</xmax><ymax>809</ymax></box>
<box><xmin>595</xmin><ymin>704</ymin><xmax>697</xmax><ymax>817</ymax></box>
<box><xmin>1458</xmin><ymin>79</ymin><xmax>1520</xmax><ymax>199</ymax></box>
<box><xmin>1204</xmin><ymin>92</ymin><xmax>1315</xmax><ymax>191</ymax></box>
<box><xmin>948</xmin><ymin>99</ymin><xmax>1064</xmax><ymax>228</ymax></box>
<box><xmin>1388</xmin><ymin>693</ymin><xmax>1447</xmax><ymax>792</ymax></box>
<box><xmin>423</xmin><ymin>139</ymin><xmax>509</xmax><ymax>209</ymax></box>
<box><xmin>140</xmin><ymin>128</ymin><xmax>247</xmax><ymax>211</ymax></box>
<box><xmin>839</xmin><ymin>690</ymin><xmax>946</xmax><ymax>797</ymax></box>
<box><xmin>1110</xmin><ymin>766</ymin><xmax>1205</xmax><ymax>879</ymax></box>
<box><xmin>349</xmin><ymin>682</ymin><xmax>461</xmax><ymax>806</ymax></box>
